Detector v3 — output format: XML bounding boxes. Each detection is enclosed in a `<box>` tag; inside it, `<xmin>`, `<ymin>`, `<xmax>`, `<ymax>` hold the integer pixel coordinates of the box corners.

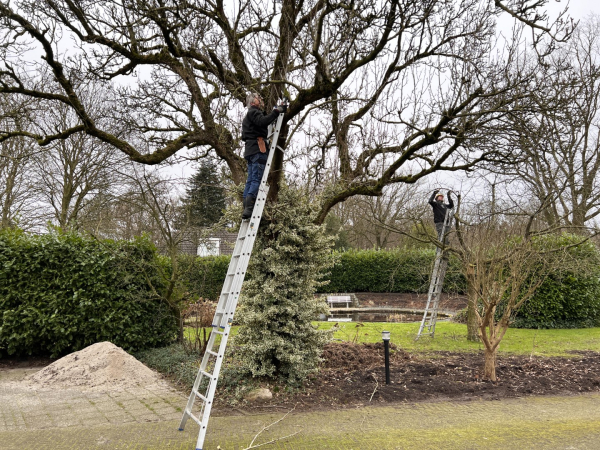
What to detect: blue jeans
<box><xmin>242</xmin><ymin>153</ymin><xmax>268</xmax><ymax>198</ymax></box>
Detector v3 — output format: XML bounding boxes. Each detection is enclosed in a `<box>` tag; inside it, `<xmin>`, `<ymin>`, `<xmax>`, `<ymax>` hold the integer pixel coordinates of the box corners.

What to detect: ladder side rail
<box><xmin>182</xmin><ymin>112</ymin><xmax>286</xmax><ymax>450</ymax></box>
<box><xmin>193</xmin><ymin>114</ymin><xmax>285</xmax><ymax>449</ymax></box>
<box><xmin>417</xmin><ymin>207</ymin><xmax>454</xmax><ymax>338</ymax></box>
<box><xmin>179</xmin><ymin>221</ymin><xmax>251</xmax><ymax>430</ymax></box>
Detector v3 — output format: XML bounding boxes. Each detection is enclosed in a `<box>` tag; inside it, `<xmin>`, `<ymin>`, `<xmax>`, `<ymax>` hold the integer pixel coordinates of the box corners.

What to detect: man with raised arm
<box><xmin>428</xmin><ymin>189</ymin><xmax>454</xmax><ymax>241</ymax></box>
<box><xmin>240</xmin><ymin>93</ymin><xmax>286</xmax><ymax>220</ymax></box>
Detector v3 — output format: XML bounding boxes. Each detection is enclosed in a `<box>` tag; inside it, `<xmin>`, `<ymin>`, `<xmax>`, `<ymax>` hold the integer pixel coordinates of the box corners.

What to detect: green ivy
<box><xmin>0</xmin><ymin>228</ymin><xmax>177</xmax><ymax>357</ymax></box>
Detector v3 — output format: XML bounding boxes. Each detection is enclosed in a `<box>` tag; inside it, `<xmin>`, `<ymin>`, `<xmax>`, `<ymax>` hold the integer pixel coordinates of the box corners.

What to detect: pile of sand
<box><xmin>27</xmin><ymin>342</ymin><xmax>164</xmax><ymax>391</ymax></box>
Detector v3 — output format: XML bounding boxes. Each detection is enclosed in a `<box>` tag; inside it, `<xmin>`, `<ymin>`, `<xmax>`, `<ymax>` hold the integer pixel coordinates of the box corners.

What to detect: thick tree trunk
<box><xmin>483</xmin><ymin>348</ymin><xmax>497</xmax><ymax>381</ymax></box>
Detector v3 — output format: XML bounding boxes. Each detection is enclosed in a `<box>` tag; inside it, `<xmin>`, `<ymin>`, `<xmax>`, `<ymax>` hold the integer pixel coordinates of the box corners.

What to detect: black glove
<box><xmin>273</xmin><ymin>104</ymin><xmax>287</xmax><ymax>113</ymax></box>
<box><xmin>447</xmin><ymin>190</ymin><xmax>452</xmax><ymax>196</ymax></box>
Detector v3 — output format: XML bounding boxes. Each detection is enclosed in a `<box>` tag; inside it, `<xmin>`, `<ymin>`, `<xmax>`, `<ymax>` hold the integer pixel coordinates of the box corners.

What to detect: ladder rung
<box><xmin>193</xmin><ymin>389</ymin><xmax>209</xmax><ymax>403</ymax></box>
<box><xmin>201</xmin><ymin>370</ymin><xmax>214</xmax><ymax>379</ymax></box>
<box><xmin>207</xmin><ymin>350</ymin><xmax>218</xmax><ymax>357</ymax></box>
<box><xmin>186</xmin><ymin>411</ymin><xmax>202</xmax><ymax>426</ymax></box>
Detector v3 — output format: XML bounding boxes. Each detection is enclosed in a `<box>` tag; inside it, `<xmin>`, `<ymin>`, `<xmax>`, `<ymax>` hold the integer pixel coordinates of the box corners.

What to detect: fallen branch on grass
<box><xmin>243</xmin><ymin>404</ymin><xmax>299</xmax><ymax>450</ymax></box>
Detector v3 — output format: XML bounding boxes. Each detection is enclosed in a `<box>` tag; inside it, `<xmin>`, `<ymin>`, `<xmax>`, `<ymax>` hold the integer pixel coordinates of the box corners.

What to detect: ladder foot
<box><xmin>178</xmin><ymin>428</ymin><xmax>184</xmax><ymax>431</ymax></box>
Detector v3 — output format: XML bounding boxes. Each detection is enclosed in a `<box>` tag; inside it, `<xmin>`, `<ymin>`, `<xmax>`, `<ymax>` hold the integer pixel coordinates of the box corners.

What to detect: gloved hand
<box><xmin>447</xmin><ymin>190</ymin><xmax>453</xmax><ymax>196</ymax></box>
<box><xmin>273</xmin><ymin>104</ymin><xmax>287</xmax><ymax>113</ymax></box>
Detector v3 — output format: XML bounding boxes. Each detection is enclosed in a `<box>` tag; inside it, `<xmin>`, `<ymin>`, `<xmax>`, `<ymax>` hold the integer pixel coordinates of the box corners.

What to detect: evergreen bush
<box><xmin>183</xmin><ymin>248</ymin><xmax>466</xmax><ymax>298</ymax></box>
<box><xmin>0</xmin><ymin>228</ymin><xmax>177</xmax><ymax>357</ymax></box>
<box><xmin>233</xmin><ymin>186</ymin><xmax>334</xmax><ymax>385</ymax></box>
<box><xmin>178</xmin><ymin>254</ymin><xmax>230</xmax><ymax>301</ymax></box>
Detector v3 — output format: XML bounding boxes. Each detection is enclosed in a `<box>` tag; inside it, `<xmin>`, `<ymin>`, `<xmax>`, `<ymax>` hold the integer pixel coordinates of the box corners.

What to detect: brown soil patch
<box><xmin>230</xmin><ymin>342</ymin><xmax>600</xmax><ymax>411</ymax></box>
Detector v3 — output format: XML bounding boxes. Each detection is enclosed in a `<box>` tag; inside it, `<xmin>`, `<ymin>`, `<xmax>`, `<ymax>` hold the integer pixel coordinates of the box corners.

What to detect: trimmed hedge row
<box><xmin>180</xmin><ymin>245</ymin><xmax>600</xmax><ymax>329</ymax></box>
<box><xmin>180</xmin><ymin>248</ymin><xmax>466</xmax><ymax>299</ymax></box>
<box><xmin>320</xmin><ymin>248</ymin><xmax>465</xmax><ymax>293</ymax></box>
<box><xmin>178</xmin><ymin>254</ymin><xmax>231</xmax><ymax>301</ymax></box>
<box><xmin>0</xmin><ymin>229</ymin><xmax>177</xmax><ymax>357</ymax></box>
<box><xmin>511</xmin><ymin>236</ymin><xmax>600</xmax><ymax>329</ymax></box>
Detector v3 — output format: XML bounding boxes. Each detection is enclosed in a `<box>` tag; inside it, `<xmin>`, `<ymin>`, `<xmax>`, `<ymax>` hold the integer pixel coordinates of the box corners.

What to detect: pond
<box><xmin>318</xmin><ymin>310</ymin><xmax>426</xmax><ymax>323</ymax></box>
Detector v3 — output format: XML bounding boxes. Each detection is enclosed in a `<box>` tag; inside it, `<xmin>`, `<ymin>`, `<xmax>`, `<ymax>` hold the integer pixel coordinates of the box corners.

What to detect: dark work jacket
<box><xmin>241</xmin><ymin>106</ymin><xmax>279</xmax><ymax>158</ymax></box>
<box><xmin>428</xmin><ymin>192</ymin><xmax>454</xmax><ymax>223</ymax></box>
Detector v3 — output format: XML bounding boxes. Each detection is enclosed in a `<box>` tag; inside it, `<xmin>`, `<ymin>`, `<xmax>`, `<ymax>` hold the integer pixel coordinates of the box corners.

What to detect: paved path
<box><xmin>1</xmin><ymin>368</ymin><xmax>599</xmax><ymax>449</ymax></box>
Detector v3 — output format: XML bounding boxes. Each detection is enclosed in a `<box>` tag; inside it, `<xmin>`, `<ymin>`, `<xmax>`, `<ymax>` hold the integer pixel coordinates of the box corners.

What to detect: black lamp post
<box><xmin>382</xmin><ymin>330</ymin><xmax>391</xmax><ymax>385</ymax></box>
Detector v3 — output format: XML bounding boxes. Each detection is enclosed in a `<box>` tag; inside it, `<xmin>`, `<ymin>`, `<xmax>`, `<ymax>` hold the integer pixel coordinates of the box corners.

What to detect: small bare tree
<box><xmin>454</xmin><ymin>209</ymin><xmax>589</xmax><ymax>381</ymax></box>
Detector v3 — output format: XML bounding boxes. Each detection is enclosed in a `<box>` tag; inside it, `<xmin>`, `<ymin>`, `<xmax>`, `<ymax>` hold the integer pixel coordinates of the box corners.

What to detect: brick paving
<box><xmin>1</xmin><ymin>367</ymin><xmax>599</xmax><ymax>449</ymax></box>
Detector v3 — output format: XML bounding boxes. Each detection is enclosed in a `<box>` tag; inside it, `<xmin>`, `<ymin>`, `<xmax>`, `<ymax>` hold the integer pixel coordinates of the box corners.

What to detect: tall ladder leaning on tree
<box><xmin>416</xmin><ymin>206</ymin><xmax>454</xmax><ymax>340</ymax></box>
<box><xmin>179</xmin><ymin>110</ymin><xmax>286</xmax><ymax>450</ymax></box>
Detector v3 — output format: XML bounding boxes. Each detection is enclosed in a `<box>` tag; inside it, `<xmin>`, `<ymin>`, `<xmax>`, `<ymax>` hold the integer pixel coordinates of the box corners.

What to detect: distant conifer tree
<box><xmin>182</xmin><ymin>161</ymin><xmax>226</xmax><ymax>228</ymax></box>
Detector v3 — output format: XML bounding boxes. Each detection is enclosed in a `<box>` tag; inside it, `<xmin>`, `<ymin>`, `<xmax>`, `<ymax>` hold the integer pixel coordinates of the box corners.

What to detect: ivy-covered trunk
<box><xmin>466</xmin><ymin>266</ymin><xmax>480</xmax><ymax>342</ymax></box>
<box><xmin>233</xmin><ymin>186</ymin><xmax>334</xmax><ymax>385</ymax></box>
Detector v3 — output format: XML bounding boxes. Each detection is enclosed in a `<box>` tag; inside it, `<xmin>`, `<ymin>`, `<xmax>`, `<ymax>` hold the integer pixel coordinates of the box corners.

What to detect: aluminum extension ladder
<box><xmin>416</xmin><ymin>207</ymin><xmax>453</xmax><ymax>339</ymax></box>
<box><xmin>179</xmin><ymin>111</ymin><xmax>285</xmax><ymax>450</ymax></box>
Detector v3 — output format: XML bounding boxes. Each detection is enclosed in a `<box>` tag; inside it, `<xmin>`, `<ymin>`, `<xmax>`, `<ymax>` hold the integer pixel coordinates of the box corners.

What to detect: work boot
<box><xmin>242</xmin><ymin>195</ymin><xmax>255</xmax><ymax>220</ymax></box>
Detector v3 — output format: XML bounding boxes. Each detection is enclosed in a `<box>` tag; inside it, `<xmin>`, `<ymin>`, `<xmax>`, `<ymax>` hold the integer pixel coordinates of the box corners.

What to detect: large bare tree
<box><xmin>0</xmin><ymin>95</ymin><xmax>40</xmax><ymax>229</ymax></box>
<box><xmin>0</xmin><ymin>0</ymin><xmax>572</xmax><ymax>222</ymax></box>
<box><xmin>32</xmin><ymin>102</ymin><xmax>127</xmax><ymax>229</ymax></box>
<box><xmin>501</xmin><ymin>15</ymin><xmax>600</xmax><ymax>229</ymax></box>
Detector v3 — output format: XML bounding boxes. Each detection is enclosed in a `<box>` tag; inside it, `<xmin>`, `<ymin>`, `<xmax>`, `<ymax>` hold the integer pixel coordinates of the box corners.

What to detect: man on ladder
<box><xmin>417</xmin><ymin>189</ymin><xmax>455</xmax><ymax>339</ymax></box>
<box><xmin>179</xmin><ymin>94</ymin><xmax>288</xmax><ymax>450</ymax></box>
<box><xmin>428</xmin><ymin>189</ymin><xmax>454</xmax><ymax>242</ymax></box>
<box><xmin>241</xmin><ymin>93</ymin><xmax>287</xmax><ymax>219</ymax></box>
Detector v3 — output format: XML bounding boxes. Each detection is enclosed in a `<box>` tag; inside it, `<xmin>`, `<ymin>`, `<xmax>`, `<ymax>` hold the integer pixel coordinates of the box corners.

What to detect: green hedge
<box><xmin>320</xmin><ymin>248</ymin><xmax>465</xmax><ymax>293</ymax></box>
<box><xmin>0</xmin><ymin>229</ymin><xmax>177</xmax><ymax>357</ymax></box>
<box><xmin>179</xmin><ymin>254</ymin><xmax>231</xmax><ymax>301</ymax></box>
<box><xmin>180</xmin><ymin>248</ymin><xmax>466</xmax><ymax>298</ymax></box>
<box><xmin>511</xmin><ymin>236</ymin><xmax>600</xmax><ymax>329</ymax></box>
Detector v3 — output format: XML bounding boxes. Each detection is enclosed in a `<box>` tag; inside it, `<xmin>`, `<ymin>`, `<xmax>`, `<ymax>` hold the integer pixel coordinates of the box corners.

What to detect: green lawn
<box><xmin>187</xmin><ymin>322</ymin><xmax>600</xmax><ymax>357</ymax></box>
<box><xmin>317</xmin><ymin>321</ymin><xmax>600</xmax><ymax>356</ymax></box>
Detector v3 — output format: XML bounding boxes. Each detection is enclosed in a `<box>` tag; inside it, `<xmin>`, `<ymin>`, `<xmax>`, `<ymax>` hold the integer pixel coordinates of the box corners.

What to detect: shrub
<box><xmin>135</xmin><ymin>344</ymin><xmax>200</xmax><ymax>387</ymax></box>
<box><xmin>321</xmin><ymin>248</ymin><xmax>465</xmax><ymax>294</ymax></box>
<box><xmin>233</xmin><ymin>185</ymin><xmax>334</xmax><ymax>385</ymax></box>
<box><xmin>511</xmin><ymin>235</ymin><xmax>600</xmax><ymax>329</ymax></box>
<box><xmin>178</xmin><ymin>254</ymin><xmax>230</xmax><ymax>301</ymax></box>
<box><xmin>0</xmin><ymin>228</ymin><xmax>177</xmax><ymax>357</ymax></box>
<box><xmin>179</xmin><ymin>247</ymin><xmax>467</xmax><ymax>299</ymax></box>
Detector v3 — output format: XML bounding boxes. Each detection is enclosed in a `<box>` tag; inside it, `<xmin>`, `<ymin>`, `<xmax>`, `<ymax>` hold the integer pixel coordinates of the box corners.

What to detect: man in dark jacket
<box><xmin>428</xmin><ymin>189</ymin><xmax>454</xmax><ymax>240</ymax></box>
<box><xmin>241</xmin><ymin>92</ymin><xmax>286</xmax><ymax>219</ymax></box>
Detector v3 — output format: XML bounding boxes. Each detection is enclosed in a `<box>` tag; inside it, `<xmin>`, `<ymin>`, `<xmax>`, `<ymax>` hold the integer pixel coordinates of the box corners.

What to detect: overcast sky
<box><xmin>165</xmin><ymin>1</ymin><xmax>600</xmax><ymax>191</ymax></box>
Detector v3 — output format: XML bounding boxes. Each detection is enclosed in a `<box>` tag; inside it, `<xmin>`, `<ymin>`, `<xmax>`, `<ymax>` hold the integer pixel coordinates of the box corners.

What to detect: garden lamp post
<box><xmin>382</xmin><ymin>331</ymin><xmax>391</xmax><ymax>384</ymax></box>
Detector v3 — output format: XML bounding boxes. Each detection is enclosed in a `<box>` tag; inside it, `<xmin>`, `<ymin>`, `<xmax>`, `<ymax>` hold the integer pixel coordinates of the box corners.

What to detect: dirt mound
<box><xmin>28</xmin><ymin>342</ymin><xmax>163</xmax><ymax>390</ymax></box>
